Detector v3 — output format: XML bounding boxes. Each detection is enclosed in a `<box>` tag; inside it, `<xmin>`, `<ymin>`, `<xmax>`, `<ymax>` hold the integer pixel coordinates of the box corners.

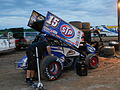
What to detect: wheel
<box><xmin>109</xmin><ymin>41</ymin><xmax>119</xmax><ymax>51</ymax></box>
<box><xmin>97</xmin><ymin>45</ymin><xmax>104</xmax><ymax>54</ymax></box>
<box><xmin>82</xmin><ymin>22</ymin><xmax>90</xmax><ymax>29</ymax></box>
<box><xmin>40</xmin><ymin>56</ymin><xmax>63</xmax><ymax>81</ymax></box>
<box><xmin>99</xmin><ymin>46</ymin><xmax>115</xmax><ymax>57</ymax></box>
<box><xmin>69</xmin><ymin>21</ymin><xmax>82</xmax><ymax>29</ymax></box>
<box><xmin>85</xmin><ymin>54</ymin><xmax>99</xmax><ymax>69</ymax></box>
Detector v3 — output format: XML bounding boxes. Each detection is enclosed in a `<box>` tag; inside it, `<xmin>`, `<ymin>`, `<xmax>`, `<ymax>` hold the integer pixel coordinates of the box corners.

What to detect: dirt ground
<box><xmin>0</xmin><ymin>50</ymin><xmax>120</xmax><ymax>90</ymax></box>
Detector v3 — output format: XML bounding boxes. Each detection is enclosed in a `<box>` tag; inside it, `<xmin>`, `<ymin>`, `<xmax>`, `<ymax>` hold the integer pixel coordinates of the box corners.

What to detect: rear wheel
<box><xmin>40</xmin><ymin>56</ymin><xmax>63</xmax><ymax>81</ymax></box>
<box><xmin>85</xmin><ymin>54</ymin><xmax>99</xmax><ymax>69</ymax></box>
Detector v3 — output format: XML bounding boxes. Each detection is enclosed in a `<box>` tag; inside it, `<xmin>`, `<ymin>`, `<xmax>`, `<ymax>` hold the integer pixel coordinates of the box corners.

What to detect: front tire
<box><xmin>85</xmin><ymin>54</ymin><xmax>99</xmax><ymax>69</ymax></box>
<box><xmin>40</xmin><ymin>56</ymin><xmax>63</xmax><ymax>81</ymax></box>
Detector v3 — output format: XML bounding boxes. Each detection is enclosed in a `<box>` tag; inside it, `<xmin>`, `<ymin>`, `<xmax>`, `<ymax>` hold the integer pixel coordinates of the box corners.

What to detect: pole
<box><xmin>35</xmin><ymin>47</ymin><xmax>44</xmax><ymax>89</ymax></box>
<box><xmin>118</xmin><ymin>0</ymin><xmax>120</xmax><ymax>42</ymax></box>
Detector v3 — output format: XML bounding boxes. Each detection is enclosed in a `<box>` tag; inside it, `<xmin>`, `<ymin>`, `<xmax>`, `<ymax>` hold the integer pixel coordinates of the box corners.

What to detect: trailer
<box><xmin>0</xmin><ymin>32</ymin><xmax>15</xmax><ymax>52</ymax></box>
<box><xmin>91</xmin><ymin>25</ymin><xmax>118</xmax><ymax>37</ymax></box>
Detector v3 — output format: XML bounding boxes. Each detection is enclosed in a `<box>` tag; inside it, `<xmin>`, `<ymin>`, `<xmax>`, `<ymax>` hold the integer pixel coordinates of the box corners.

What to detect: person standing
<box><xmin>25</xmin><ymin>34</ymin><xmax>51</xmax><ymax>85</ymax></box>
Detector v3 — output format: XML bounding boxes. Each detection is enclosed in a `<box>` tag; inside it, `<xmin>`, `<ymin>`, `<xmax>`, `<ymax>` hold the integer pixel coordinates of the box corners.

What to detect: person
<box><xmin>25</xmin><ymin>34</ymin><xmax>51</xmax><ymax>85</ymax></box>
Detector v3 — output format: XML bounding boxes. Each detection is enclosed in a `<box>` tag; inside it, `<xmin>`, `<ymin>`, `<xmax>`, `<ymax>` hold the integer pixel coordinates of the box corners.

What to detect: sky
<box><xmin>0</xmin><ymin>0</ymin><xmax>118</xmax><ymax>29</ymax></box>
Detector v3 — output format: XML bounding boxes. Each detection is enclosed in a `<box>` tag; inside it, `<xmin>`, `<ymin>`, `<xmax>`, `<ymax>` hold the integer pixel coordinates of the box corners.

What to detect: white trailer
<box><xmin>91</xmin><ymin>25</ymin><xmax>118</xmax><ymax>37</ymax></box>
<box><xmin>0</xmin><ymin>32</ymin><xmax>16</xmax><ymax>52</ymax></box>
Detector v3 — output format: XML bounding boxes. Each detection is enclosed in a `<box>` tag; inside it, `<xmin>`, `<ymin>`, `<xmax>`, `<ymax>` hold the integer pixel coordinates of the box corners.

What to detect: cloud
<box><xmin>0</xmin><ymin>16</ymin><xmax>28</xmax><ymax>28</ymax></box>
<box><xmin>0</xmin><ymin>0</ymin><xmax>118</xmax><ymax>29</ymax></box>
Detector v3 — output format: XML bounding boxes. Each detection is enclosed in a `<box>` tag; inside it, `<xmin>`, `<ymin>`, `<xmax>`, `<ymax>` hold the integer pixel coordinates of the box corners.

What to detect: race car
<box><xmin>17</xmin><ymin>35</ymin><xmax>99</xmax><ymax>81</ymax></box>
<box><xmin>17</xmin><ymin>11</ymin><xmax>99</xmax><ymax>81</ymax></box>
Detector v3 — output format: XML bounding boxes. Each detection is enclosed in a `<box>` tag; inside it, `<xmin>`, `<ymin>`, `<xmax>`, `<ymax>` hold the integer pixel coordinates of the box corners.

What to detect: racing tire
<box><xmin>82</xmin><ymin>22</ymin><xmax>90</xmax><ymax>29</ymax></box>
<box><xmin>99</xmin><ymin>46</ymin><xmax>115</xmax><ymax>57</ymax></box>
<box><xmin>97</xmin><ymin>45</ymin><xmax>104</xmax><ymax>55</ymax></box>
<box><xmin>85</xmin><ymin>54</ymin><xmax>99</xmax><ymax>69</ymax></box>
<box><xmin>40</xmin><ymin>56</ymin><xmax>63</xmax><ymax>81</ymax></box>
<box><xmin>69</xmin><ymin>21</ymin><xmax>82</xmax><ymax>29</ymax></box>
<box><xmin>109</xmin><ymin>41</ymin><xmax>119</xmax><ymax>51</ymax></box>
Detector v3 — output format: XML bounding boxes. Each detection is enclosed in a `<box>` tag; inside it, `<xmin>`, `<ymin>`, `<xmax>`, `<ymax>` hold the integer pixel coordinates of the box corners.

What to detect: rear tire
<box><xmin>40</xmin><ymin>56</ymin><xmax>63</xmax><ymax>81</ymax></box>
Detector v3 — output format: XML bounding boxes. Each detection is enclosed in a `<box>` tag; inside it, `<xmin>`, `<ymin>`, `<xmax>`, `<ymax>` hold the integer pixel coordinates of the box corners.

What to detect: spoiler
<box><xmin>42</xmin><ymin>11</ymin><xmax>83</xmax><ymax>48</ymax></box>
<box><xmin>27</xmin><ymin>10</ymin><xmax>45</xmax><ymax>32</ymax></box>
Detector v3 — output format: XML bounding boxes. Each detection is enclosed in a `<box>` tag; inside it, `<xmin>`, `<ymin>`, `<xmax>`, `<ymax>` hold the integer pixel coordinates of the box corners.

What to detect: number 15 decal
<box><xmin>46</xmin><ymin>15</ymin><xmax>60</xmax><ymax>27</ymax></box>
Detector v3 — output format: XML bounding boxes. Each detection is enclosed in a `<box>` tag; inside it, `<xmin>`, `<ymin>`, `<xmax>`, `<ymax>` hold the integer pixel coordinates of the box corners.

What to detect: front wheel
<box><xmin>85</xmin><ymin>54</ymin><xmax>99</xmax><ymax>69</ymax></box>
<box><xmin>40</xmin><ymin>56</ymin><xmax>63</xmax><ymax>81</ymax></box>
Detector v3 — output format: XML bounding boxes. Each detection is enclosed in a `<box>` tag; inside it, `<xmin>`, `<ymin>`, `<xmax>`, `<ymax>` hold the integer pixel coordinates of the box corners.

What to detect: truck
<box><xmin>0</xmin><ymin>32</ymin><xmax>16</xmax><ymax>52</ymax></box>
<box><xmin>14</xmin><ymin>32</ymin><xmax>39</xmax><ymax>49</ymax></box>
<box><xmin>8</xmin><ymin>28</ymin><xmax>39</xmax><ymax>49</ymax></box>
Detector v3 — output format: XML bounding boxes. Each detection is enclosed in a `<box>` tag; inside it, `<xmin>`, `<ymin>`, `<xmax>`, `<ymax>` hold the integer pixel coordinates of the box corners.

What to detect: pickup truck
<box><xmin>14</xmin><ymin>32</ymin><xmax>39</xmax><ymax>49</ymax></box>
<box><xmin>0</xmin><ymin>32</ymin><xmax>16</xmax><ymax>52</ymax></box>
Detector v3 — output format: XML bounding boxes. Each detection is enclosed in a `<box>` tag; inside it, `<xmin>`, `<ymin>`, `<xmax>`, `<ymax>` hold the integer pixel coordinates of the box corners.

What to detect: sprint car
<box><xmin>18</xmin><ymin>11</ymin><xmax>99</xmax><ymax>81</ymax></box>
<box><xmin>18</xmin><ymin>35</ymin><xmax>99</xmax><ymax>81</ymax></box>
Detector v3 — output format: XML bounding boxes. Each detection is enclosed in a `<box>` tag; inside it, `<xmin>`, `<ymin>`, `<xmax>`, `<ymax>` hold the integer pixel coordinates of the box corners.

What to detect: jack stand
<box><xmin>32</xmin><ymin>47</ymin><xmax>45</xmax><ymax>90</ymax></box>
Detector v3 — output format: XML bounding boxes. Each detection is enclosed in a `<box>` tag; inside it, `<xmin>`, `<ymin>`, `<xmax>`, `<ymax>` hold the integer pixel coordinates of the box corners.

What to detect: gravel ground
<box><xmin>0</xmin><ymin>50</ymin><xmax>120</xmax><ymax>90</ymax></box>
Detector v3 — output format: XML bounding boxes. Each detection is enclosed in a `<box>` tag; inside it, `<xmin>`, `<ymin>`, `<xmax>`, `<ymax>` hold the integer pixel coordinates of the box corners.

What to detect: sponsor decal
<box><xmin>60</xmin><ymin>24</ymin><xmax>75</xmax><ymax>38</ymax></box>
<box><xmin>42</xmin><ymin>11</ymin><xmax>83</xmax><ymax>48</ymax></box>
